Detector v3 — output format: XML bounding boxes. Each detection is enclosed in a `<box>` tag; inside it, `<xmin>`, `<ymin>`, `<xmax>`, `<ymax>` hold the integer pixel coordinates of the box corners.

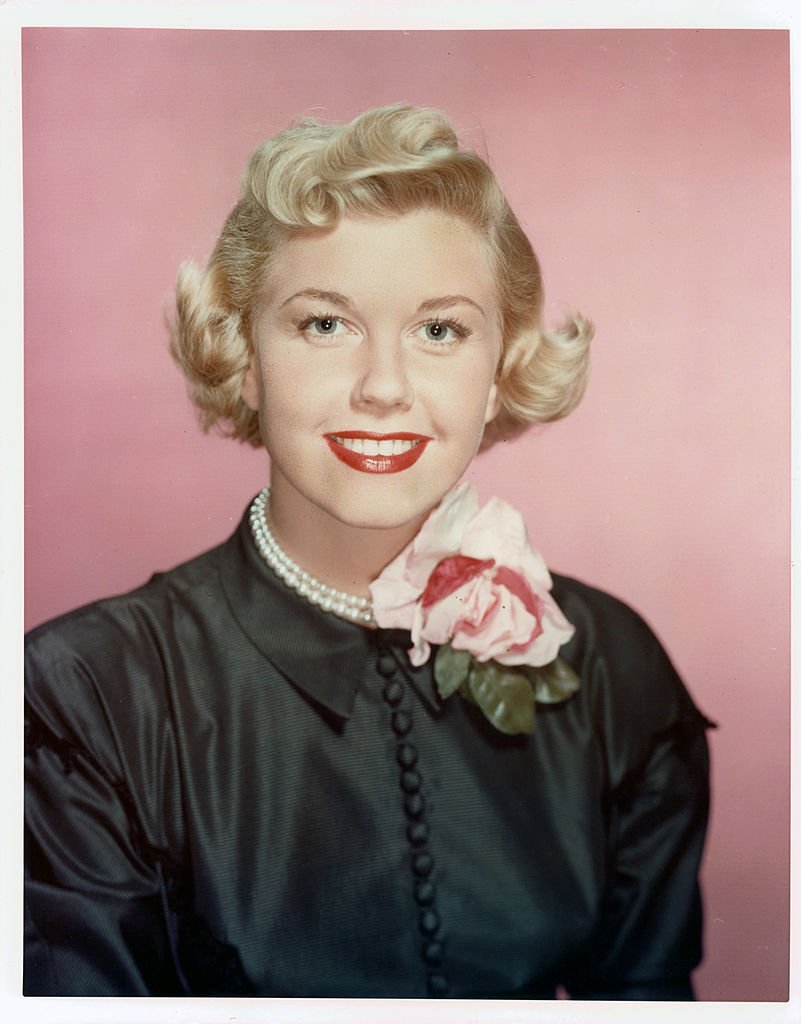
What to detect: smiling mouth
<box><xmin>324</xmin><ymin>431</ymin><xmax>432</xmax><ymax>474</ymax></box>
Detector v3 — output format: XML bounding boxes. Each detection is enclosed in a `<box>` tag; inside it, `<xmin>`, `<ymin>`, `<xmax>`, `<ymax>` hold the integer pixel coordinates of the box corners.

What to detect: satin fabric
<box><xmin>24</xmin><ymin>505</ymin><xmax>711</xmax><ymax>998</ymax></box>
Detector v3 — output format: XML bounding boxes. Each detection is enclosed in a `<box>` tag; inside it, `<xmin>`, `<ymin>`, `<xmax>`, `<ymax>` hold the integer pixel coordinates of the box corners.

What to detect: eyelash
<box><xmin>418</xmin><ymin>316</ymin><xmax>473</xmax><ymax>345</ymax></box>
<box><xmin>291</xmin><ymin>312</ymin><xmax>473</xmax><ymax>346</ymax></box>
<box><xmin>292</xmin><ymin>312</ymin><xmax>346</xmax><ymax>335</ymax></box>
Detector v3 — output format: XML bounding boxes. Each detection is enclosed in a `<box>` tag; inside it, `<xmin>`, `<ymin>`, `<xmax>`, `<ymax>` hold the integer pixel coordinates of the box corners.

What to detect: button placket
<box><xmin>376</xmin><ymin>640</ymin><xmax>450</xmax><ymax>997</ymax></box>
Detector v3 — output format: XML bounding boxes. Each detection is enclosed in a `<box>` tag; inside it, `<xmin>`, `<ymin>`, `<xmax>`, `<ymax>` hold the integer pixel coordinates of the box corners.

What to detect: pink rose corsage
<box><xmin>370</xmin><ymin>482</ymin><xmax>580</xmax><ymax>735</ymax></box>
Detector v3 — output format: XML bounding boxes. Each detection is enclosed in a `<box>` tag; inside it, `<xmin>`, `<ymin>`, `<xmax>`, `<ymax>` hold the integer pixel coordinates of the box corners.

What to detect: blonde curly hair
<box><xmin>170</xmin><ymin>104</ymin><xmax>592</xmax><ymax>448</ymax></box>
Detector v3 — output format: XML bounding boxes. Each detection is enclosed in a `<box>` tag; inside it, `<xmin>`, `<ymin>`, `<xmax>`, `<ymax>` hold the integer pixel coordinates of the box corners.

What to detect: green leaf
<box><xmin>526</xmin><ymin>656</ymin><xmax>581</xmax><ymax>704</ymax></box>
<box><xmin>457</xmin><ymin>678</ymin><xmax>477</xmax><ymax>705</ymax></box>
<box><xmin>467</xmin><ymin>661</ymin><xmax>535</xmax><ymax>735</ymax></box>
<box><xmin>434</xmin><ymin>644</ymin><xmax>473</xmax><ymax>699</ymax></box>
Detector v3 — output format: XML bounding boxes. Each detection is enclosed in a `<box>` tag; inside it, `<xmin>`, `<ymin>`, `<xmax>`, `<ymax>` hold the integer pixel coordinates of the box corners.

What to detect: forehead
<box><xmin>262</xmin><ymin>211</ymin><xmax>498</xmax><ymax>306</ymax></box>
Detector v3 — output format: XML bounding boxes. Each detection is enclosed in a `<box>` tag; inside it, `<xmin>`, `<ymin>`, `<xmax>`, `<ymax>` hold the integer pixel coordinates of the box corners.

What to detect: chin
<box><xmin>324</xmin><ymin>487</ymin><xmax>439</xmax><ymax>533</ymax></box>
<box><xmin>331</xmin><ymin>506</ymin><xmax>428</xmax><ymax>533</ymax></box>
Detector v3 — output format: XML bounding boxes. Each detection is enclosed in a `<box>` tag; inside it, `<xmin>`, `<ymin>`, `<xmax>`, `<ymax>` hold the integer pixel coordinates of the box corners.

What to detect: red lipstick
<box><xmin>324</xmin><ymin>431</ymin><xmax>432</xmax><ymax>474</ymax></box>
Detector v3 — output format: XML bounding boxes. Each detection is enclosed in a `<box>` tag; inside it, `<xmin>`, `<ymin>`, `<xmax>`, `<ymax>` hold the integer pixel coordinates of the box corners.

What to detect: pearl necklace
<box><xmin>249</xmin><ymin>488</ymin><xmax>376</xmax><ymax>626</ymax></box>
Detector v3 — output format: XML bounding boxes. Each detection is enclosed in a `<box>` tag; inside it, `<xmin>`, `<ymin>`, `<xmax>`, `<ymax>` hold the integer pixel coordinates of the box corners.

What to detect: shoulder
<box><xmin>27</xmin><ymin>534</ymin><xmax>229</xmax><ymax>651</ymax></box>
<box><xmin>27</xmin><ymin>538</ymin><xmax>227</xmax><ymax>649</ymax></box>
<box><xmin>551</xmin><ymin>571</ymin><xmax>682</xmax><ymax>680</ymax></box>
<box><xmin>549</xmin><ymin>572</ymin><xmax>710</xmax><ymax>765</ymax></box>
<box><xmin>25</xmin><ymin>536</ymin><xmax>231</xmax><ymax>757</ymax></box>
<box><xmin>551</xmin><ymin>572</ymin><xmax>660</xmax><ymax>646</ymax></box>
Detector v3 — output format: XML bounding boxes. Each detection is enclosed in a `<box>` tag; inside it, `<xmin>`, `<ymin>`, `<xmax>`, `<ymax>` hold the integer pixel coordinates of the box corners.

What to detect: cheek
<box><xmin>252</xmin><ymin>348</ymin><xmax>308</xmax><ymax>414</ymax></box>
<box><xmin>257</xmin><ymin>352</ymin><xmax>341</xmax><ymax>447</ymax></box>
<box><xmin>435</xmin><ymin>359</ymin><xmax>500</xmax><ymax>434</ymax></box>
<box><xmin>265</xmin><ymin>362</ymin><xmax>309</xmax><ymax>414</ymax></box>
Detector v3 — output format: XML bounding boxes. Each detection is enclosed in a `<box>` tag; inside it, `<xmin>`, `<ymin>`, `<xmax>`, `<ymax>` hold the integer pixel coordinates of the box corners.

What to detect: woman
<box><xmin>24</xmin><ymin>104</ymin><xmax>710</xmax><ymax>999</ymax></box>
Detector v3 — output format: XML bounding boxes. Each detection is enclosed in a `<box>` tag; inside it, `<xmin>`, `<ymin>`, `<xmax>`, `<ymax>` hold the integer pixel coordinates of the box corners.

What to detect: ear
<box><xmin>483</xmin><ymin>379</ymin><xmax>502</xmax><ymax>425</ymax></box>
<box><xmin>240</xmin><ymin>351</ymin><xmax>261</xmax><ymax>412</ymax></box>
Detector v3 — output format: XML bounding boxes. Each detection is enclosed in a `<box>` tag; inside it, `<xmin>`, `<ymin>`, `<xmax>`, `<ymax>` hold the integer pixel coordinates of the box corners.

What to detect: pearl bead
<box><xmin>249</xmin><ymin>488</ymin><xmax>376</xmax><ymax>627</ymax></box>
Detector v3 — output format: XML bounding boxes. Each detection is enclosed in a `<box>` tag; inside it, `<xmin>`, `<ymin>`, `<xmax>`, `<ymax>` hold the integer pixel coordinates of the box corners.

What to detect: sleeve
<box><xmin>24</xmin><ymin>624</ymin><xmax>187</xmax><ymax>996</ymax></box>
<box><xmin>564</xmin><ymin>711</ymin><xmax>710</xmax><ymax>999</ymax></box>
<box><xmin>558</xmin><ymin>586</ymin><xmax>712</xmax><ymax>1000</ymax></box>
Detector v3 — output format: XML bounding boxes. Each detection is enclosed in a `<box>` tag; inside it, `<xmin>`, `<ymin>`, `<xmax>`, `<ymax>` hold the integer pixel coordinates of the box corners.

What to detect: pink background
<box><xmin>23</xmin><ymin>29</ymin><xmax>790</xmax><ymax>1002</ymax></box>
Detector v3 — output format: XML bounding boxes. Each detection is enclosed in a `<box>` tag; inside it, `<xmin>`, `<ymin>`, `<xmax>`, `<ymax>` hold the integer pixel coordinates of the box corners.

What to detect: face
<box><xmin>241</xmin><ymin>210</ymin><xmax>502</xmax><ymax>534</ymax></box>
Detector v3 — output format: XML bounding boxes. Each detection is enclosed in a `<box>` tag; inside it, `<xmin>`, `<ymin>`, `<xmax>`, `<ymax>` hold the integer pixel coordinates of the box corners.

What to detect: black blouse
<box><xmin>24</xmin><ymin>504</ymin><xmax>711</xmax><ymax>999</ymax></box>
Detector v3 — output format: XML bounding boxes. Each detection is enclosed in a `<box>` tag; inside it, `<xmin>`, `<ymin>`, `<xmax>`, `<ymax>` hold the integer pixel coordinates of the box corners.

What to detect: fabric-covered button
<box><xmin>400</xmin><ymin>770</ymin><xmax>421</xmax><ymax>794</ymax></box>
<box><xmin>377</xmin><ymin>652</ymin><xmax>397</xmax><ymax>678</ymax></box>
<box><xmin>419</xmin><ymin>909</ymin><xmax>440</xmax><ymax>935</ymax></box>
<box><xmin>404</xmin><ymin>793</ymin><xmax>425</xmax><ymax>819</ymax></box>
<box><xmin>396</xmin><ymin>742</ymin><xmax>418</xmax><ymax>768</ymax></box>
<box><xmin>412</xmin><ymin>851</ymin><xmax>434</xmax><ymax>877</ymax></box>
<box><xmin>414</xmin><ymin>879</ymin><xmax>435</xmax><ymax>906</ymax></box>
<box><xmin>391</xmin><ymin>710</ymin><xmax>412</xmax><ymax>736</ymax></box>
<box><xmin>422</xmin><ymin>939</ymin><xmax>444</xmax><ymax>965</ymax></box>
<box><xmin>382</xmin><ymin>680</ymin><xmax>404</xmax><ymax>706</ymax></box>
<box><xmin>427</xmin><ymin>972</ymin><xmax>448</xmax><ymax>996</ymax></box>
<box><xmin>407</xmin><ymin>821</ymin><xmax>429</xmax><ymax>847</ymax></box>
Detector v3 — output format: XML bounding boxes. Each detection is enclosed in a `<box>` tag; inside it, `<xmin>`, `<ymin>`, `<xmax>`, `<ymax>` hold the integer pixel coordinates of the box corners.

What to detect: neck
<box><xmin>266</xmin><ymin>477</ymin><xmax>426</xmax><ymax>598</ymax></box>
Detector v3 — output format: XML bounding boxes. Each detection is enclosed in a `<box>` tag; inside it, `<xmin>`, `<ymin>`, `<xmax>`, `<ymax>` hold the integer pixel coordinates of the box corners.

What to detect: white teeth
<box><xmin>333</xmin><ymin>436</ymin><xmax>421</xmax><ymax>456</ymax></box>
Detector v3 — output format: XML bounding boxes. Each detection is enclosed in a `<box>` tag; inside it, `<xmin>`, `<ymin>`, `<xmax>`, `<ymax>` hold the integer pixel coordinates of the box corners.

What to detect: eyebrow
<box><xmin>416</xmin><ymin>294</ymin><xmax>486</xmax><ymax>316</ymax></box>
<box><xmin>279</xmin><ymin>288</ymin><xmax>353</xmax><ymax>310</ymax></box>
<box><xmin>279</xmin><ymin>289</ymin><xmax>486</xmax><ymax>316</ymax></box>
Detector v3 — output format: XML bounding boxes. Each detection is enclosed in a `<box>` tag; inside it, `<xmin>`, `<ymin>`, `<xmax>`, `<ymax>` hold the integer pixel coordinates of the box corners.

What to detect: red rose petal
<box><xmin>421</xmin><ymin>555</ymin><xmax>496</xmax><ymax>608</ymax></box>
<box><xmin>493</xmin><ymin>566</ymin><xmax>545</xmax><ymax>619</ymax></box>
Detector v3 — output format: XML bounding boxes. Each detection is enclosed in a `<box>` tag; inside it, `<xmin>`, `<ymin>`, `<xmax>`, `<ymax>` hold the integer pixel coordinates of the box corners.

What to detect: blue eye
<box><xmin>424</xmin><ymin>322</ymin><xmax>451</xmax><ymax>341</ymax></box>
<box><xmin>294</xmin><ymin>314</ymin><xmax>349</xmax><ymax>339</ymax></box>
<box><xmin>417</xmin><ymin>318</ymin><xmax>471</xmax><ymax>345</ymax></box>
<box><xmin>310</xmin><ymin>317</ymin><xmax>340</xmax><ymax>335</ymax></box>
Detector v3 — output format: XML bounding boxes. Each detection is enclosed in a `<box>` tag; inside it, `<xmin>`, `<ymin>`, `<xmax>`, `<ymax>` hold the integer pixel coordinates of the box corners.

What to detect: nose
<box><xmin>350</xmin><ymin>337</ymin><xmax>414</xmax><ymax>414</ymax></box>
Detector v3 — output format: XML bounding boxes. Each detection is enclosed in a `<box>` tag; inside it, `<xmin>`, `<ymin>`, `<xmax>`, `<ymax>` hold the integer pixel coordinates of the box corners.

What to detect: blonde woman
<box><xmin>25</xmin><ymin>105</ymin><xmax>710</xmax><ymax>999</ymax></box>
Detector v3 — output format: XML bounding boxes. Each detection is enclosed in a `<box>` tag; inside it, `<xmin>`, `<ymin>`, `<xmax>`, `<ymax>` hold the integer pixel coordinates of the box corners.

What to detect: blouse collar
<box><xmin>217</xmin><ymin>503</ymin><xmax>442</xmax><ymax>721</ymax></box>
